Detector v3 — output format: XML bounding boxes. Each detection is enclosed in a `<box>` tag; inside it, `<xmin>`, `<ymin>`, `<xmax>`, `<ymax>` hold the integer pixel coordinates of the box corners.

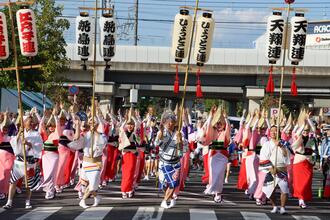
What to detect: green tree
<box><xmin>136</xmin><ymin>97</ymin><xmax>167</xmax><ymax>118</ymax></box>
<box><xmin>261</xmin><ymin>94</ymin><xmax>278</xmax><ymax>110</ymax></box>
<box><xmin>204</xmin><ymin>99</ymin><xmax>220</xmax><ymax>112</ymax></box>
<box><xmin>0</xmin><ymin>0</ymin><xmax>70</xmax><ymax>103</ymax></box>
<box><xmin>236</xmin><ymin>101</ymin><xmax>243</xmax><ymax>117</ymax></box>
<box><xmin>261</xmin><ymin>94</ymin><xmax>290</xmax><ymax>116</ymax></box>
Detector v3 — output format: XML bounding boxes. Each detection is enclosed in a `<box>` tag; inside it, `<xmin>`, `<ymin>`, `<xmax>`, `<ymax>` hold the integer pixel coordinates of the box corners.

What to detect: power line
<box><xmin>56</xmin><ymin>0</ymin><xmax>330</xmax><ymax>5</ymax></box>
<box><xmin>147</xmin><ymin>0</ymin><xmax>330</xmax><ymax>4</ymax></box>
<box><xmin>55</xmin><ymin>0</ymin><xmax>330</xmax><ymax>8</ymax></box>
<box><xmin>59</xmin><ymin>15</ymin><xmax>268</xmax><ymax>24</ymax></box>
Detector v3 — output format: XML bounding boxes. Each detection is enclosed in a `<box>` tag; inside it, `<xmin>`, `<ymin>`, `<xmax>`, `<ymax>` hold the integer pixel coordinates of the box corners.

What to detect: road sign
<box><xmin>68</xmin><ymin>85</ymin><xmax>79</xmax><ymax>95</ymax></box>
<box><xmin>271</xmin><ymin>108</ymin><xmax>279</xmax><ymax>117</ymax></box>
<box><xmin>323</xmin><ymin>107</ymin><xmax>330</xmax><ymax>116</ymax></box>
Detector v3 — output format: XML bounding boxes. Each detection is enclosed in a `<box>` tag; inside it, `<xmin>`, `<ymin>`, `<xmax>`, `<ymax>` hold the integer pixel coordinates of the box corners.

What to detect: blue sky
<box><xmin>56</xmin><ymin>0</ymin><xmax>330</xmax><ymax>48</ymax></box>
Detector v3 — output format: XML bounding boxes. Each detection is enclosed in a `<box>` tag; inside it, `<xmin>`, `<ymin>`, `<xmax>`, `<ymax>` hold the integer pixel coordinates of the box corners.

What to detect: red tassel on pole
<box><xmin>266</xmin><ymin>66</ymin><xmax>275</xmax><ymax>94</ymax></box>
<box><xmin>291</xmin><ymin>67</ymin><xmax>298</xmax><ymax>96</ymax></box>
<box><xmin>196</xmin><ymin>68</ymin><xmax>203</xmax><ymax>98</ymax></box>
<box><xmin>174</xmin><ymin>64</ymin><xmax>179</xmax><ymax>94</ymax></box>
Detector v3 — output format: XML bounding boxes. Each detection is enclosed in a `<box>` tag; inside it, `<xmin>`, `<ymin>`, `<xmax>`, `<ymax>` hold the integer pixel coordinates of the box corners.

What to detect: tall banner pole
<box><xmin>90</xmin><ymin>0</ymin><xmax>99</xmax><ymax>159</ymax></box>
<box><xmin>177</xmin><ymin>0</ymin><xmax>200</xmax><ymax>153</ymax></box>
<box><xmin>7</xmin><ymin>0</ymin><xmax>29</xmax><ymax>192</ymax></box>
<box><xmin>276</xmin><ymin>3</ymin><xmax>291</xmax><ymax>140</ymax></box>
<box><xmin>274</xmin><ymin>2</ymin><xmax>291</xmax><ymax>186</ymax></box>
<box><xmin>77</xmin><ymin>1</ymin><xmax>115</xmax><ymax>158</ymax></box>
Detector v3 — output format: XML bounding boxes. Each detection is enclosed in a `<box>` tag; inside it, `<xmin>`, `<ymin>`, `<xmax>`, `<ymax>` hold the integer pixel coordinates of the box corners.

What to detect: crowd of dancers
<box><xmin>0</xmin><ymin>102</ymin><xmax>330</xmax><ymax>214</ymax></box>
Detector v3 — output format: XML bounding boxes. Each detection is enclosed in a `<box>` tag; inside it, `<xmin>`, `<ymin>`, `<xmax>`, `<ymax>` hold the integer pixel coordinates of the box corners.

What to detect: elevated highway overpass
<box><xmin>60</xmin><ymin>44</ymin><xmax>330</xmax><ymax>111</ymax></box>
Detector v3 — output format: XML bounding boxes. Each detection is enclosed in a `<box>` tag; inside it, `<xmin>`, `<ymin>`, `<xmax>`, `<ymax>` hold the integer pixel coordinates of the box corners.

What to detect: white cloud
<box><xmin>212</xmin><ymin>8</ymin><xmax>269</xmax><ymax>48</ymax></box>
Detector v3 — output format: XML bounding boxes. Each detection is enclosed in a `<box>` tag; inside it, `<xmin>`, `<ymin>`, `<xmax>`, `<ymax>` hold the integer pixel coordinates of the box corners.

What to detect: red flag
<box><xmin>266</xmin><ymin>66</ymin><xmax>275</xmax><ymax>94</ymax></box>
<box><xmin>174</xmin><ymin>64</ymin><xmax>179</xmax><ymax>94</ymax></box>
<box><xmin>196</xmin><ymin>68</ymin><xmax>203</xmax><ymax>98</ymax></box>
<box><xmin>291</xmin><ymin>67</ymin><xmax>298</xmax><ymax>96</ymax></box>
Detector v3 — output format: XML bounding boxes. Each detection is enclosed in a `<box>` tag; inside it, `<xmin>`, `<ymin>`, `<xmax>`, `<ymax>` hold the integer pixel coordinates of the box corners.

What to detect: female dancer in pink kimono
<box><xmin>202</xmin><ymin>106</ymin><xmax>231</xmax><ymax>203</ymax></box>
<box><xmin>0</xmin><ymin>112</ymin><xmax>15</xmax><ymax>200</ymax></box>
<box><xmin>245</xmin><ymin>115</ymin><xmax>260</xmax><ymax>199</ymax></box>
<box><xmin>253</xmin><ymin>117</ymin><xmax>271</xmax><ymax>205</ymax></box>
<box><xmin>55</xmin><ymin>109</ymin><xmax>74</xmax><ymax>192</ymax></box>
<box><xmin>39</xmin><ymin>109</ymin><xmax>61</xmax><ymax>199</ymax></box>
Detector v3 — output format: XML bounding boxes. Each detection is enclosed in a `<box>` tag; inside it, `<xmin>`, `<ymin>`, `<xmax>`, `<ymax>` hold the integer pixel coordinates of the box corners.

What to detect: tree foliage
<box><xmin>136</xmin><ymin>97</ymin><xmax>167</xmax><ymax>118</ymax></box>
<box><xmin>204</xmin><ymin>99</ymin><xmax>221</xmax><ymax>112</ymax></box>
<box><xmin>0</xmin><ymin>0</ymin><xmax>70</xmax><ymax>103</ymax></box>
<box><xmin>261</xmin><ymin>94</ymin><xmax>289</xmax><ymax>116</ymax></box>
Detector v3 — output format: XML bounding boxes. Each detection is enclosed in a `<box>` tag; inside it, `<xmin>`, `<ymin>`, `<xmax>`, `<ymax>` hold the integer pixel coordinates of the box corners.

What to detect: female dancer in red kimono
<box><xmin>292</xmin><ymin>116</ymin><xmax>316</xmax><ymax>209</ymax></box>
<box><xmin>133</xmin><ymin>111</ymin><xmax>145</xmax><ymax>190</ymax></box>
<box><xmin>237</xmin><ymin>112</ymin><xmax>253</xmax><ymax>192</ymax></box>
<box><xmin>119</xmin><ymin>116</ymin><xmax>139</xmax><ymax>199</ymax></box>
<box><xmin>174</xmin><ymin>110</ymin><xmax>192</xmax><ymax>198</ymax></box>
<box><xmin>104</xmin><ymin>113</ymin><xmax>120</xmax><ymax>183</ymax></box>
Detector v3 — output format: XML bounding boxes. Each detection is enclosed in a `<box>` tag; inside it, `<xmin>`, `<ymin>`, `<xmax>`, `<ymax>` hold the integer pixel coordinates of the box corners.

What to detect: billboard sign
<box><xmin>306</xmin><ymin>21</ymin><xmax>330</xmax><ymax>47</ymax></box>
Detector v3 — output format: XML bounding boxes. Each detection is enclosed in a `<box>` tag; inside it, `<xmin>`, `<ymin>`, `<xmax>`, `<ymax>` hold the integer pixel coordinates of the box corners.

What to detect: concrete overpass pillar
<box><xmin>185</xmin><ymin>100</ymin><xmax>194</xmax><ymax>109</ymax></box>
<box><xmin>99</xmin><ymin>96</ymin><xmax>115</xmax><ymax>116</ymax></box>
<box><xmin>228</xmin><ymin>101</ymin><xmax>237</xmax><ymax>116</ymax></box>
<box><xmin>248</xmin><ymin>99</ymin><xmax>260</xmax><ymax>112</ymax></box>
<box><xmin>245</xmin><ymin>86</ymin><xmax>265</xmax><ymax>113</ymax></box>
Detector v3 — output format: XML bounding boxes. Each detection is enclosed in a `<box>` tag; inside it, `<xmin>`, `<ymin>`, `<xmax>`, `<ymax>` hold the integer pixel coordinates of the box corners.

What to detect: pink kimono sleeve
<box><xmin>234</xmin><ymin>124</ymin><xmax>244</xmax><ymax>144</ymax></box>
<box><xmin>224</xmin><ymin>119</ymin><xmax>231</xmax><ymax>147</ymax></box>
<box><xmin>249</xmin><ymin>129</ymin><xmax>259</xmax><ymax>150</ymax></box>
<box><xmin>203</xmin><ymin>116</ymin><xmax>215</xmax><ymax>145</ymax></box>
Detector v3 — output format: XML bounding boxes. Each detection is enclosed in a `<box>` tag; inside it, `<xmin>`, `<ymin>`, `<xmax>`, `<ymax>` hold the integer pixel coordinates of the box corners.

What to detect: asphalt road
<box><xmin>0</xmin><ymin>167</ymin><xmax>329</xmax><ymax>220</ymax></box>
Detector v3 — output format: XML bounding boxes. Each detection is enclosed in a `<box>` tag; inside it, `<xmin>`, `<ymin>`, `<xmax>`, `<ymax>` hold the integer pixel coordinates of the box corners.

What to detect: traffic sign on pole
<box><xmin>68</xmin><ymin>85</ymin><xmax>79</xmax><ymax>95</ymax></box>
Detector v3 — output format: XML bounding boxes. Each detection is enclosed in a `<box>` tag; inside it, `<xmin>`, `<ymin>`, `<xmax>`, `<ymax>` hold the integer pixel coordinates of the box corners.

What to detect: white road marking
<box><xmin>16</xmin><ymin>207</ymin><xmax>62</xmax><ymax>220</ymax></box>
<box><xmin>292</xmin><ymin>216</ymin><xmax>321</xmax><ymax>220</ymax></box>
<box><xmin>241</xmin><ymin>212</ymin><xmax>271</xmax><ymax>220</ymax></box>
<box><xmin>132</xmin><ymin>207</ymin><xmax>164</xmax><ymax>220</ymax></box>
<box><xmin>75</xmin><ymin>207</ymin><xmax>113</xmax><ymax>220</ymax></box>
<box><xmin>190</xmin><ymin>209</ymin><xmax>217</xmax><ymax>220</ymax></box>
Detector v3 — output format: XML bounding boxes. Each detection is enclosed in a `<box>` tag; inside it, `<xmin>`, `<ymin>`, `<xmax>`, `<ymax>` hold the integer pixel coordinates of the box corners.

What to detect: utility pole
<box><xmin>134</xmin><ymin>0</ymin><xmax>139</xmax><ymax>46</ymax></box>
<box><xmin>102</xmin><ymin>0</ymin><xmax>112</xmax><ymax>15</ymax></box>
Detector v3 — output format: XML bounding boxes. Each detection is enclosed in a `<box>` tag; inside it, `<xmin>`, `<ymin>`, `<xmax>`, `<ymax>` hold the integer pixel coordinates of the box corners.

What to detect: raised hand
<box><xmin>223</xmin><ymin>109</ymin><xmax>228</xmax><ymax>118</ymax></box>
<box><xmin>73</xmin><ymin>115</ymin><xmax>81</xmax><ymax>126</ymax></box>
<box><xmin>210</xmin><ymin>105</ymin><xmax>217</xmax><ymax>116</ymax></box>
<box><xmin>52</xmin><ymin>106</ymin><xmax>58</xmax><ymax>116</ymax></box>
<box><xmin>263</xmin><ymin>109</ymin><xmax>268</xmax><ymax>118</ymax></box>
<box><xmin>308</xmin><ymin>111</ymin><xmax>312</xmax><ymax>118</ymax></box>
<box><xmin>60</xmin><ymin>102</ymin><xmax>64</xmax><ymax>110</ymax></box>
<box><xmin>73</xmin><ymin>94</ymin><xmax>78</xmax><ymax>104</ymax></box>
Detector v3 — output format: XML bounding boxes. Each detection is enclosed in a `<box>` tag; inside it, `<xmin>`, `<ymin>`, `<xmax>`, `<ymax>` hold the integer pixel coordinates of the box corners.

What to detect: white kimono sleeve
<box><xmin>68</xmin><ymin>137</ymin><xmax>85</xmax><ymax>151</ymax></box>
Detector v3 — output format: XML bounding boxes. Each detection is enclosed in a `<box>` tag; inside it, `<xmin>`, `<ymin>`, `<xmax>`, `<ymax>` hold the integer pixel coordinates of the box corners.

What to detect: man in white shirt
<box><xmin>260</xmin><ymin>125</ymin><xmax>290</xmax><ymax>215</ymax></box>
